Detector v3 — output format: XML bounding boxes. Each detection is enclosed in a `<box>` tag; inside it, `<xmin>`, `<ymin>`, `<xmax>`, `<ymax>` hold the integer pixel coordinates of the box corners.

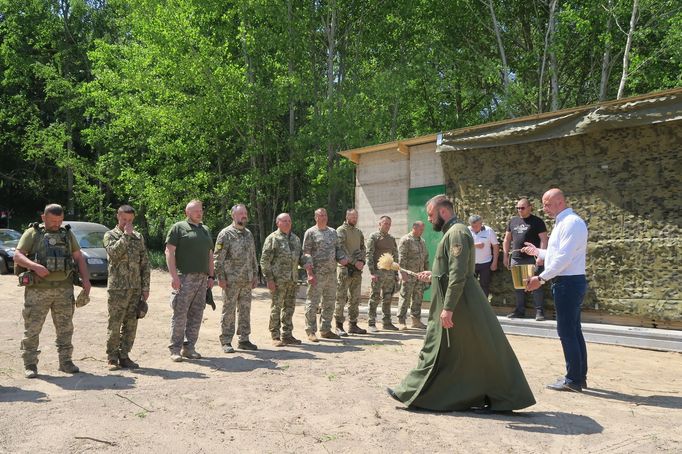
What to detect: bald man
<box><xmin>165</xmin><ymin>200</ymin><xmax>215</xmax><ymax>362</ymax></box>
<box><xmin>523</xmin><ymin>188</ymin><xmax>588</xmax><ymax>393</ymax></box>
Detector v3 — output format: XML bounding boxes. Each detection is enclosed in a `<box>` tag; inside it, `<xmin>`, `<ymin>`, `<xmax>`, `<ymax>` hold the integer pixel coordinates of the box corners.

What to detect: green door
<box><xmin>407</xmin><ymin>185</ymin><xmax>446</xmax><ymax>301</ymax></box>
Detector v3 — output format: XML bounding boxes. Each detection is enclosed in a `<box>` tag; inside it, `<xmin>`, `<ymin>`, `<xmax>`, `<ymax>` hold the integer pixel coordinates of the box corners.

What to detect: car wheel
<box><xmin>0</xmin><ymin>256</ymin><xmax>7</xmax><ymax>274</ymax></box>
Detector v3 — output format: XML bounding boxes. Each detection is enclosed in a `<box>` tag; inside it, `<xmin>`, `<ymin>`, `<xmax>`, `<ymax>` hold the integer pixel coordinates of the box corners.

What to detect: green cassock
<box><xmin>392</xmin><ymin>216</ymin><xmax>536</xmax><ymax>411</ymax></box>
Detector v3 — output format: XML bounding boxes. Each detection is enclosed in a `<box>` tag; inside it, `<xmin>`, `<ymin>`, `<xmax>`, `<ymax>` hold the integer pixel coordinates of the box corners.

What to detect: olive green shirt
<box><xmin>165</xmin><ymin>220</ymin><xmax>213</xmax><ymax>275</ymax></box>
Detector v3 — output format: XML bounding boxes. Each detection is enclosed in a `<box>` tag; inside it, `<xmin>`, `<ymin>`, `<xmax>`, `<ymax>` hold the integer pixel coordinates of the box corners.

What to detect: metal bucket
<box><xmin>511</xmin><ymin>264</ymin><xmax>536</xmax><ymax>290</ymax></box>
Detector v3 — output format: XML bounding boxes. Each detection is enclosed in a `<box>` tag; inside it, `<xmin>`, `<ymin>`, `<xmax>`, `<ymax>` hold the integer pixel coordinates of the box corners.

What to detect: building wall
<box><xmin>353</xmin><ymin>144</ymin><xmax>445</xmax><ymax>296</ymax></box>
<box><xmin>440</xmin><ymin>121</ymin><xmax>682</xmax><ymax>323</ymax></box>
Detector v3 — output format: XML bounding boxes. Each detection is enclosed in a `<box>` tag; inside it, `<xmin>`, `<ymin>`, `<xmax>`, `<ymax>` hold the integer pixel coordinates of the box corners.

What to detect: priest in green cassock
<box><xmin>388</xmin><ymin>195</ymin><xmax>536</xmax><ymax>412</ymax></box>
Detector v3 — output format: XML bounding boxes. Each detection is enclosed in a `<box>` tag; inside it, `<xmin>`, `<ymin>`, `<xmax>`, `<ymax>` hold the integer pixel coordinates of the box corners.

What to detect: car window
<box><xmin>0</xmin><ymin>230</ymin><xmax>21</xmax><ymax>243</ymax></box>
<box><xmin>73</xmin><ymin>230</ymin><xmax>106</xmax><ymax>248</ymax></box>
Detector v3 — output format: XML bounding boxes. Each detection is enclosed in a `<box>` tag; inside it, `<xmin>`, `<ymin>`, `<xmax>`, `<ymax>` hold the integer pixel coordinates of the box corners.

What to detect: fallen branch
<box><xmin>74</xmin><ymin>436</ymin><xmax>117</xmax><ymax>446</ymax></box>
<box><xmin>115</xmin><ymin>393</ymin><xmax>153</xmax><ymax>413</ymax></box>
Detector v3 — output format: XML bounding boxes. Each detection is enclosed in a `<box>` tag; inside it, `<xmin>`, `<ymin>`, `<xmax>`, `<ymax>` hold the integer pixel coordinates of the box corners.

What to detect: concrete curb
<box><xmin>354</xmin><ymin>306</ymin><xmax>682</xmax><ymax>353</ymax></box>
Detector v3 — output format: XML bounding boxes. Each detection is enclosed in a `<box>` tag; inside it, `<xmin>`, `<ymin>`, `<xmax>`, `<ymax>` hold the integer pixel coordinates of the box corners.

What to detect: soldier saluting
<box><xmin>103</xmin><ymin>205</ymin><xmax>151</xmax><ymax>370</ymax></box>
<box><xmin>13</xmin><ymin>204</ymin><xmax>91</xmax><ymax>378</ymax></box>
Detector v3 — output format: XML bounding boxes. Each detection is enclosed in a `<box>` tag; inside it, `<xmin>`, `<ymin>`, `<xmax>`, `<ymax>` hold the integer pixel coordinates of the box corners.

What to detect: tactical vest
<box><xmin>373</xmin><ymin>235</ymin><xmax>395</xmax><ymax>264</ymax></box>
<box><xmin>27</xmin><ymin>224</ymin><xmax>74</xmax><ymax>275</ymax></box>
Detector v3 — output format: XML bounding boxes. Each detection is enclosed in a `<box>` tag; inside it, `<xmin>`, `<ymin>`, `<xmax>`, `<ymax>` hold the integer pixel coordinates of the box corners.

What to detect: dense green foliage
<box><xmin>1</xmin><ymin>0</ymin><xmax>680</xmax><ymax>248</ymax></box>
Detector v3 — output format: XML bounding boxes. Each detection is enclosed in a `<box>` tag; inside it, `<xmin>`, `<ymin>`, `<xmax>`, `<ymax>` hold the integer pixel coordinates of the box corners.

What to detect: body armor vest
<box><xmin>32</xmin><ymin>225</ymin><xmax>74</xmax><ymax>274</ymax></box>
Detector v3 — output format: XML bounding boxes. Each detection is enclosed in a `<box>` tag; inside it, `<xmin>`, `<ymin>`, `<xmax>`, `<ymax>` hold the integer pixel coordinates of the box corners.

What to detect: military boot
<box><xmin>58</xmin><ymin>360</ymin><xmax>80</xmax><ymax>374</ymax></box>
<box><xmin>307</xmin><ymin>331</ymin><xmax>319</xmax><ymax>343</ymax></box>
<box><xmin>238</xmin><ymin>340</ymin><xmax>258</xmax><ymax>351</ymax></box>
<box><xmin>282</xmin><ymin>335</ymin><xmax>302</xmax><ymax>345</ymax></box>
<box><xmin>367</xmin><ymin>322</ymin><xmax>378</xmax><ymax>333</ymax></box>
<box><xmin>411</xmin><ymin>316</ymin><xmax>427</xmax><ymax>329</ymax></box>
<box><xmin>119</xmin><ymin>357</ymin><xmax>139</xmax><ymax>369</ymax></box>
<box><xmin>336</xmin><ymin>320</ymin><xmax>348</xmax><ymax>337</ymax></box>
<box><xmin>107</xmin><ymin>359</ymin><xmax>120</xmax><ymax>371</ymax></box>
<box><xmin>320</xmin><ymin>330</ymin><xmax>341</xmax><ymax>340</ymax></box>
<box><xmin>398</xmin><ymin>318</ymin><xmax>408</xmax><ymax>331</ymax></box>
<box><xmin>348</xmin><ymin>321</ymin><xmax>367</xmax><ymax>335</ymax></box>
<box><xmin>382</xmin><ymin>321</ymin><xmax>399</xmax><ymax>331</ymax></box>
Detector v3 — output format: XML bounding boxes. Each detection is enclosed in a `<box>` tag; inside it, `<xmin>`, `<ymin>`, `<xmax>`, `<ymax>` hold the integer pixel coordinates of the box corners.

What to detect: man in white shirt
<box><xmin>468</xmin><ymin>215</ymin><xmax>499</xmax><ymax>298</ymax></box>
<box><xmin>523</xmin><ymin>188</ymin><xmax>588</xmax><ymax>393</ymax></box>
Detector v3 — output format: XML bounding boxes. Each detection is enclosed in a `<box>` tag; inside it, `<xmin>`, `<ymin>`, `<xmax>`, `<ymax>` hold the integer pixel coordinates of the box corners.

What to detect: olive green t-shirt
<box><xmin>165</xmin><ymin>220</ymin><xmax>213</xmax><ymax>275</ymax></box>
<box><xmin>17</xmin><ymin>225</ymin><xmax>80</xmax><ymax>287</ymax></box>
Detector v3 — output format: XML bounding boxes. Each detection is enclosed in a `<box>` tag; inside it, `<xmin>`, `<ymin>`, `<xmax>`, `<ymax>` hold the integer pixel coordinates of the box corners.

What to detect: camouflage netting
<box><xmin>436</xmin><ymin>91</ymin><xmax>682</xmax><ymax>324</ymax></box>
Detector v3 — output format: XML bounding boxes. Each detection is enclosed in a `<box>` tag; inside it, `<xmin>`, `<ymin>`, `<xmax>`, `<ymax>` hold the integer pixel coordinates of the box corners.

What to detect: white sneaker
<box><xmin>170</xmin><ymin>353</ymin><xmax>183</xmax><ymax>362</ymax></box>
<box><xmin>367</xmin><ymin>324</ymin><xmax>378</xmax><ymax>333</ymax></box>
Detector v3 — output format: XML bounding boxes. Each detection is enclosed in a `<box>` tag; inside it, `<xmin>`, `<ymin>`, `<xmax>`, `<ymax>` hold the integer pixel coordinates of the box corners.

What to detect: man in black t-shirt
<box><xmin>503</xmin><ymin>198</ymin><xmax>548</xmax><ymax>320</ymax></box>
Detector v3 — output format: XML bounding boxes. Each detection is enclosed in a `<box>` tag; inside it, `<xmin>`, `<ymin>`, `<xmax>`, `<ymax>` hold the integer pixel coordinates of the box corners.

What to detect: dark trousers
<box><xmin>513</xmin><ymin>263</ymin><xmax>545</xmax><ymax>314</ymax></box>
<box><xmin>474</xmin><ymin>261</ymin><xmax>492</xmax><ymax>297</ymax></box>
<box><xmin>552</xmin><ymin>275</ymin><xmax>588</xmax><ymax>385</ymax></box>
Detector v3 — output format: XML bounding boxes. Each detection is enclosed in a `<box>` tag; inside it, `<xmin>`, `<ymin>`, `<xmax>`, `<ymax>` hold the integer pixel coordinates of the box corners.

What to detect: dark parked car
<box><xmin>66</xmin><ymin>221</ymin><xmax>110</xmax><ymax>282</ymax></box>
<box><xmin>0</xmin><ymin>228</ymin><xmax>22</xmax><ymax>274</ymax></box>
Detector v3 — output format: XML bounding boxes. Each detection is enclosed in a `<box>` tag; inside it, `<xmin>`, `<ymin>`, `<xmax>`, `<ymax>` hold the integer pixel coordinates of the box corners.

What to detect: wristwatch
<box><xmin>538</xmin><ymin>276</ymin><xmax>546</xmax><ymax>285</ymax></box>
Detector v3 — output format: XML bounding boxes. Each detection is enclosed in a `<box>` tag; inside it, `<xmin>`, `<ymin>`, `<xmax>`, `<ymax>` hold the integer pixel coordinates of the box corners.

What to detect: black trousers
<box><xmin>474</xmin><ymin>261</ymin><xmax>492</xmax><ymax>297</ymax></box>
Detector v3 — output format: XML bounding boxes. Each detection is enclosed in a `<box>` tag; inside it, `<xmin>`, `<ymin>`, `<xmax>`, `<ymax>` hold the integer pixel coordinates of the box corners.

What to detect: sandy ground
<box><xmin>0</xmin><ymin>270</ymin><xmax>681</xmax><ymax>454</ymax></box>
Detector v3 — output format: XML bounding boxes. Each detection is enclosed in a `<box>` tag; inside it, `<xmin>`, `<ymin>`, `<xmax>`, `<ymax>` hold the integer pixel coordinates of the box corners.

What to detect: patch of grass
<box><xmin>148</xmin><ymin>250</ymin><xmax>167</xmax><ymax>271</ymax></box>
<box><xmin>317</xmin><ymin>434</ymin><xmax>337</xmax><ymax>442</ymax></box>
<box><xmin>327</xmin><ymin>373</ymin><xmax>337</xmax><ymax>381</ymax></box>
<box><xmin>135</xmin><ymin>411</ymin><xmax>148</xmax><ymax>419</ymax></box>
<box><xmin>280</xmin><ymin>364</ymin><xmax>290</xmax><ymax>371</ymax></box>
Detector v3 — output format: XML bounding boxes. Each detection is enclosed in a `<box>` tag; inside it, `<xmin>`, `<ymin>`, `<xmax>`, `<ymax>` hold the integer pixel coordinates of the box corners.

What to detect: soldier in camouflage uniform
<box><xmin>397</xmin><ymin>221</ymin><xmax>429</xmax><ymax>330</ymax></box>
<box><xmin>13</xmin><ymin>204</ymin><xmax>92</xmax><ymax>378</ymax></box>
<box><xmin>214</xmin><ymin>204</ymin><xmax>259</xmax><ymax>353</ymax></box>
<box><xmin>334</xmin><ymin>208</ymin><xmax>368</xmax><ymax>336</ymax></box>
<box><xmin>260</xmin><ymin>213</ymin><xmax>306</xmax><ymax>347</ymax></box>
<box><xmin>302</xmin><ymin>208</ymin><xmax>348</xmax><ymax>342</ymax></box>
<box><xmin>366</xmin><ymin>216</ymin><xmax>399</xmax><ymax>332</ymax></box>
<box><xmin>103</xmin><ymin>205</ymin><xmax>151</xmax><ymax>370</ymax></box>
<box><xmin>166</xmin><ymin>200</ymin><xmax>215</xmax><ymax>362</ymax></box>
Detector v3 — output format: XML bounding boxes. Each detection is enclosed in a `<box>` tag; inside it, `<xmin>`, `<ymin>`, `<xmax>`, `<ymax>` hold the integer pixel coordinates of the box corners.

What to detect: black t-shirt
<box><xmin>507</xmin><ymin>214</ymin><xmax>547</xmax><ymax>262</ymax></box>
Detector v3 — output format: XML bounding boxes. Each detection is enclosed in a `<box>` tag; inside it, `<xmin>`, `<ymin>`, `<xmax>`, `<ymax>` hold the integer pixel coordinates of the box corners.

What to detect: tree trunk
<box><xmin>599</xmin><ymin>0</ymin><xmax>614</xmax><ymax>101</ymax></box>
<box><xmin>538</xmin><ymin>0</ymin><xmax>559</xmax><ymax>113</ymax></box>
<box><xmin>287</xmin><ymin>0</ymin><xmax>296</xmax><ymax>214</ymax></box>
<box><xmin>487</xmin><ymin>0</ymin><xmax>510</xmax><ymax>94</ymax></box>
<box><xmin>617</xmin><ymin>0</ymin><xmax>639</xmax><ymax>99</ymax></box>
<box><xmin>325</xmin><ymin>2</ymin><xmax>338</xmax><ymax>212</ymax></box>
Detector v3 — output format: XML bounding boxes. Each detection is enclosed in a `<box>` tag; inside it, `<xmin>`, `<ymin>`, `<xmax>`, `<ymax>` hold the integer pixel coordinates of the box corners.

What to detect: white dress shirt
<box><xmin>538</xmin><ymin>208</ymin><xmax>588</xmax><ymax>280</ymax></box>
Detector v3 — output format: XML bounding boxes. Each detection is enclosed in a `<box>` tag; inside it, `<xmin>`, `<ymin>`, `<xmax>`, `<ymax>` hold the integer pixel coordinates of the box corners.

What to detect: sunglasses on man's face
<box><xmin>516</xmin><ymin>206</ymin><xmax>529</xmax><ymax>210</ymax></box>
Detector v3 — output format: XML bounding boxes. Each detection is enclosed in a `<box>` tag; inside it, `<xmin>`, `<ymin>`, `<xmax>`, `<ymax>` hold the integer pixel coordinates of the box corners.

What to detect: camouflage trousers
<box><xmin>268</xmin><ymin>281</ymin><xmax>297</xmax><ymax>339</ymax></box>
<box><xmin>107</xmin><ymin>289</ymin><xmax>140</xmax><ymax>360</ymax></box>
<box><xmin>334</xmin><ymin>267</ymin><xmax>362</xmax><ymax>324</ymax></box>
<box><xmin>368</xmin><ymin>270</ymin><xmax>397</xmax><ymax>324</ymax></box>
<box><xmin>21</xmin><ymin>286</ymin><xmax>75</xmax><ymax>366</ymax></box>
<box><xmin>220</xmin><ymin>281</ymin><xmax>252</xmax><ymax>344</ymax></box>
<box><xmin>304</xmin><ymin>271</ymin><xmax>336</xmax><ymax>333</ymax></box>
<box><xmin>169</xmin><ymin>273</ymin><xmax>207</xmax><ymax>354</ymax></box>
<box><xmin>397</xmin><ymin>279</ymin><xmax>425</xmax><ymax>321</ymax></box>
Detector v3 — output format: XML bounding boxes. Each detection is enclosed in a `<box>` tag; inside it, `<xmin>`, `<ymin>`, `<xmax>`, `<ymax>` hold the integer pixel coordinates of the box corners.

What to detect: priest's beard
<box><xmin>432</xmin><ymin>213</ymin><xmax>446</xmax><ymax>232</ymax></box>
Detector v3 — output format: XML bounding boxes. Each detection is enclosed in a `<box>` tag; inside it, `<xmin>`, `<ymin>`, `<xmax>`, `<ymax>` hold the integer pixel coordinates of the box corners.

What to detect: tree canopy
<box><xmin>1</xmin><ymin>0</ymin><xmax>680</xmax><ymax>247</ymax></box>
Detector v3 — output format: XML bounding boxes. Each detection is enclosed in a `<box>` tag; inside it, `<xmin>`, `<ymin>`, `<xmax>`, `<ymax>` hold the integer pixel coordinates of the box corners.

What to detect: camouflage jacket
<box><xmin>398</xmin><ymin>232</ymin><xmax>429</xmax><ymax>280</ymax></box>
<box><xmin>366</xmin><ymin>231</ymin><xmax>398</xmax><ymax>274</ymax></box>
<box><xmin>104</xmin><ymin>226</ymin><xmax>151</xmax><ymax>291</ymax></box>
<box><xmin>214</xmin><ymin>224</ymin><xmax>258</xmax><ymax>284</ymax></box>
<box><xmin>302</xmin><ymin>225</ymin><xmax>346</xmax><ymax>275</ymax></box>
<box><xmin>336</xmin><ymin>222</ymin><xmax>366</xmax><ymax>266</ymax></box>
<box><xmin>260</xmin><ymin>230</ymin><xmax>304</xmax><ymax>284</ymax></box>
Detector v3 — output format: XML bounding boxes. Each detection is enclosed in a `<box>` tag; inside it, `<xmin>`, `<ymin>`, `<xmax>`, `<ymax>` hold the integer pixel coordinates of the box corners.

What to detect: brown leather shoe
<box><xmin>273</xmin><ymin>338</ymin><xmax>285</xmax><ymax>347</ymax></box>
<box><xmin>320</xmin><ymin>330</ymin><xmax>341</xmax><ymax>340</ymax></box>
